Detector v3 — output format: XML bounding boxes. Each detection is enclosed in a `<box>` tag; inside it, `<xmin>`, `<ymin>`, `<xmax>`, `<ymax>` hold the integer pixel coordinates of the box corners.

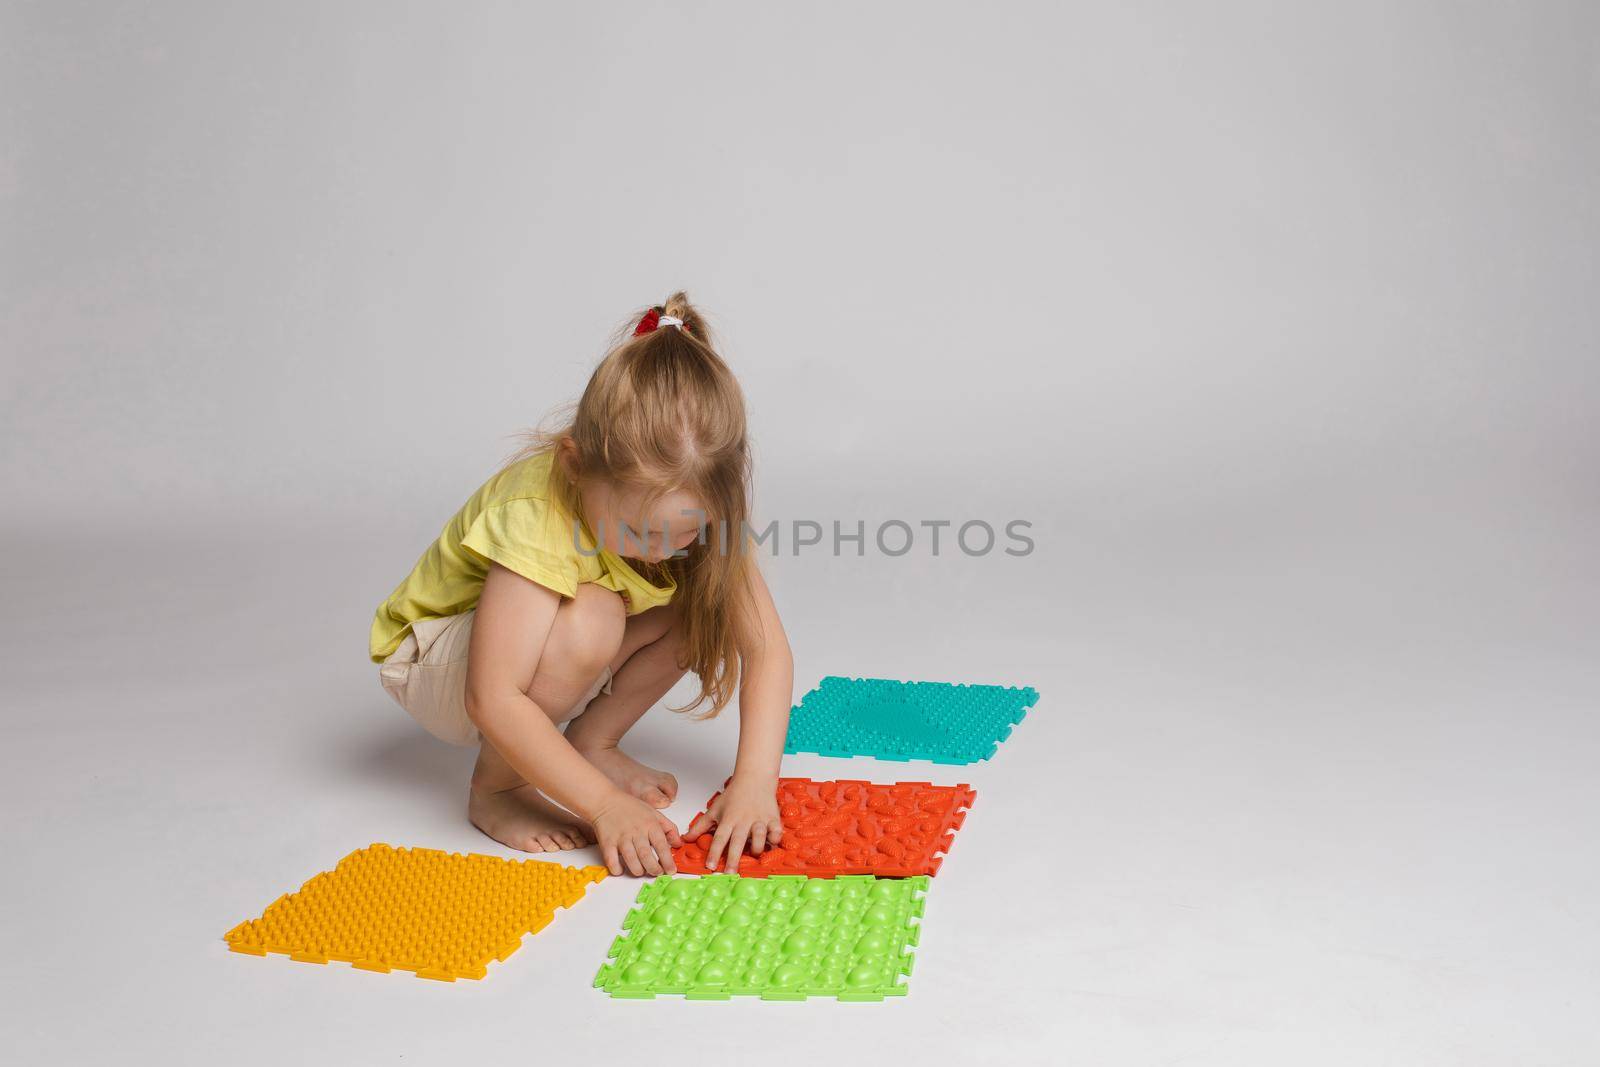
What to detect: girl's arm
<box><xmin>465</xmin><ymin>563</ymin><xmax>680</xmax><ymax>876</ymax></box>
<box><xmin>690</xmin><ymin>555</ymin><xmax>794</xmax><ymax>870</ymax></box>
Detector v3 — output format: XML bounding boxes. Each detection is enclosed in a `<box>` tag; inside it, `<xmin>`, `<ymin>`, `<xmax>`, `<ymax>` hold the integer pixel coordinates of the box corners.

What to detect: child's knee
<box><xmin>556</xmin><ymin>584</ymin><xmax>626</xmax><ymax>674</ymax></box>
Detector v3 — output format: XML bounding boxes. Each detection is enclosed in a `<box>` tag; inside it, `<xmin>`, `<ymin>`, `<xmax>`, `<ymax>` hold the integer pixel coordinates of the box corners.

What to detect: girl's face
<box><xmin>579</xmin><ymin>478</ymin><xmax>707</xmax><ymax>563</ymax></box>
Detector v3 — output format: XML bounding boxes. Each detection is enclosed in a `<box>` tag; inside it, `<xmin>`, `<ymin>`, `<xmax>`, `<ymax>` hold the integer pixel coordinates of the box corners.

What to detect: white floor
<box><xmin>7</xmin><ymin>0</ymin><xmax>1597</xmax><ymax>1058</ymax></box>
<box><xmin>4</xmin><ymin>497</ymin><xmax>1596</xmax><ymax>1066</ymax></box>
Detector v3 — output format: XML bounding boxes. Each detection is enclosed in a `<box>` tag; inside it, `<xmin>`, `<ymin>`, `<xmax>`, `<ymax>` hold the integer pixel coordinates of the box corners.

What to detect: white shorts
<box><xmin>377</xmin><ymin>609</ymin><xmax>613</xmax><ymax>746</ymax></box>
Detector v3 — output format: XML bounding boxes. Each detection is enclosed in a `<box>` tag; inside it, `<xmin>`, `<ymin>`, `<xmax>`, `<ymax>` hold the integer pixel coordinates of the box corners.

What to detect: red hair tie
<box><xmin>633</xmin><ymin>307</ymin><xmax>685</xmax><ymax>336</ymax></box>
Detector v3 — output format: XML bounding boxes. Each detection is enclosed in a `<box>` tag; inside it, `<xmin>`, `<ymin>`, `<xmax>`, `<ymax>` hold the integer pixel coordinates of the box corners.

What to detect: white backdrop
<box><xmin>3</xmin><ymin>2</ymin><xmax>1597</xmax><ymax>1064</ymax></box>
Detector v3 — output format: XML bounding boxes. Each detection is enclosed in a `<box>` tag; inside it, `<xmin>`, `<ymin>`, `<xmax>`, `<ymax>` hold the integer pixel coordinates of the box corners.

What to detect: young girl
<box><xmin>369</xmin><ymin>293</ymin><xmax>792</xmax><ymax>878</ymax></box>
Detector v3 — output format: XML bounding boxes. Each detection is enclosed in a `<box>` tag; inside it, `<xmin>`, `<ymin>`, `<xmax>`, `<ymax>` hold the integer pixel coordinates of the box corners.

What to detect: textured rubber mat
<box><xmin>783</xmin><ymin>676</ymin><xmax>1038</xmax><ymax>764</ymax></box>
<box><xmin>224</xmin><ymin>843</ymin><xmax>606</xmax><ymax>981</ymax></box>
<box><xmin>594</xmin><ymin>874</ymin><xmax>928</xmax><ymax>1000</ymax></box>
<box><xmin>674</xmin><ymin>778</ymin><xmax>975</xmax><ymax>878</ymax></box>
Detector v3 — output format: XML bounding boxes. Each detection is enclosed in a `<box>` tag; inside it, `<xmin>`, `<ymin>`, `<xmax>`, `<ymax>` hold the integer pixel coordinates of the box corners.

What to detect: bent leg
<box><xmin>564</xmin><ymin>604</ymin><xmax>689</xmax><ymax>808</ymax></box>
<box><xmin>468</xmin><ymin>584</ymin><xmax>626</xmax><ymax>852</ymax></box>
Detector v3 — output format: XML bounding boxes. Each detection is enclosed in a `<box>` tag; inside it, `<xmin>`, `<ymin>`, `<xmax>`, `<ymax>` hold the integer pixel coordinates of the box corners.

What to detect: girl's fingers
<box><xmin>749</xmin><ymin>822</ymin><xmax>767</xmax><ymax>856</ymax></box>
<box><xmin>619</xmin><ymin>838</ymin><xmax>645</xmax><ymax>877</ymax></box>
<box><xmin>724</xmin><ymin>824</ymin><xmax>750</xmax><ymax>874</ymax></box>
<box><xmin>658</xmin><ymin>814</ymin><xmax>683</xmax><ymax>848</ymax></box>
<box><xmin>687</xmin><ymin>803</ymin><xmax>722</xmax><ymax>839</ymax></box>
<box><xmin>767</xmin><ymin>817</ymin><xmax>784</xmax><ymax>844</ymax></box>
<box><xmin>648</xmin><ymin>826</ymin><xmax>676</xmax><ymax>874</ymax></box>
<box><xmin>706</xmin><ymin>824</ymin><xmax>732</xmax><ymax>870</ymax></box>
<box><xmin>636</xmin><ymin>833</ymin><xmax>663</xmax><ymax>877</ymax></box>
<box><xmin>602</xmin><ymin>841</ymin><xmax>621</xmax><ymax>877</ymax></box>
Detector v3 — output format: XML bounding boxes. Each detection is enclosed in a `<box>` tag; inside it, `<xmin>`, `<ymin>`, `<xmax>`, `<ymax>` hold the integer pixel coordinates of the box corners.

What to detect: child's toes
<box><xmin>642</xmin><ymin>786</ymin><xmax>671</xmax><ymax>809</ymax></box>
<box><xmin>659</xmin><ymin>772</ymin><xmax>679</xmax><ymax>801</ymax></box>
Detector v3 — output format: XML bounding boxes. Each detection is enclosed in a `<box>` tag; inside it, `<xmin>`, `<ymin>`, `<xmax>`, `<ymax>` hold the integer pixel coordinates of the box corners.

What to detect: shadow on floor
<box><xmin>326</xmin><ymin>708</ymin><xmax>727</xmax><ymax>811</ymax></box>
<box><xmin>331</xmin><ymin>720</ymin><xmax>475</xmax><ymax>806</ymax></box>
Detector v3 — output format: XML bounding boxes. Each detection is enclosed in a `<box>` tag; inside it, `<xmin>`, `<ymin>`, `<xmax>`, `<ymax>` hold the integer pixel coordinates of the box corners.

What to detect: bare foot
<box><xmin>571</xmin><ymin>742</ymin><xmax>679</xmax><ymax>809</ymax></box>
<box><xmin>469</xmin><ymin>784</ymin><xmax>594</xmax><ymax>854</ymax></box>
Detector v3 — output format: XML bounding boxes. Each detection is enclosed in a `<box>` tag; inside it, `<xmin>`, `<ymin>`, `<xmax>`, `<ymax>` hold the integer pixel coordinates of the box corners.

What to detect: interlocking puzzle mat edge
<box><xmin>595</xmin><ymin>873</ymin><xmax>930</xmax><ymax>1001</ymax></box>
<box><xmin>674</xmin><ymin>778</ymin><xmax>975</xmax><ymax>878</ymax></box>
<box><xmin>783</xmin><ymin>675</ymin><xmax>1039</xmax><ymax>764</ymax></box>
<box><xmin>223</xmin><ymin>843</ymin><xmax>607</xmax><ymax>982</ymax></box>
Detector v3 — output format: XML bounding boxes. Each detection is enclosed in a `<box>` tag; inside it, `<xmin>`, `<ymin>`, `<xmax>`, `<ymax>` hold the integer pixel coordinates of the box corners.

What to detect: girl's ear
<box><xmin>555</xmin><ymin>436</ymin><xmax>579</xmax><ymax>477</ymax></box>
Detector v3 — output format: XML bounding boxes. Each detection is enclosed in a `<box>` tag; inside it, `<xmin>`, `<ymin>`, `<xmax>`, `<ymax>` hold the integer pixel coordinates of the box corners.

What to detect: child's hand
<box><xmin>685</xmin><ymin>777</ymin><xmax>783</xmax><ymax>873</ymax></box>
<box><xmin>591</xmin><ymin>792</ymin><xmax>682</xmax><ymax>877</ymax></box>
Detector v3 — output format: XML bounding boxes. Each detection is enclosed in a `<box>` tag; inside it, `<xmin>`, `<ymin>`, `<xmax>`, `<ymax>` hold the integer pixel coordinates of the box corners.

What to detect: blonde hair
<box><xmin>518</xmin><ymin>291</ymin><xmax>753</xmax><ymax>717</ymax></box>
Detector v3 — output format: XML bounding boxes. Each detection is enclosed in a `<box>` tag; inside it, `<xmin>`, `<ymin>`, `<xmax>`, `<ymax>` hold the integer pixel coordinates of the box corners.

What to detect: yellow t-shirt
<box><xmin>369</xmin><ymin>450</ymin><xmax>676</xmax><ymax>662</ymax></box>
